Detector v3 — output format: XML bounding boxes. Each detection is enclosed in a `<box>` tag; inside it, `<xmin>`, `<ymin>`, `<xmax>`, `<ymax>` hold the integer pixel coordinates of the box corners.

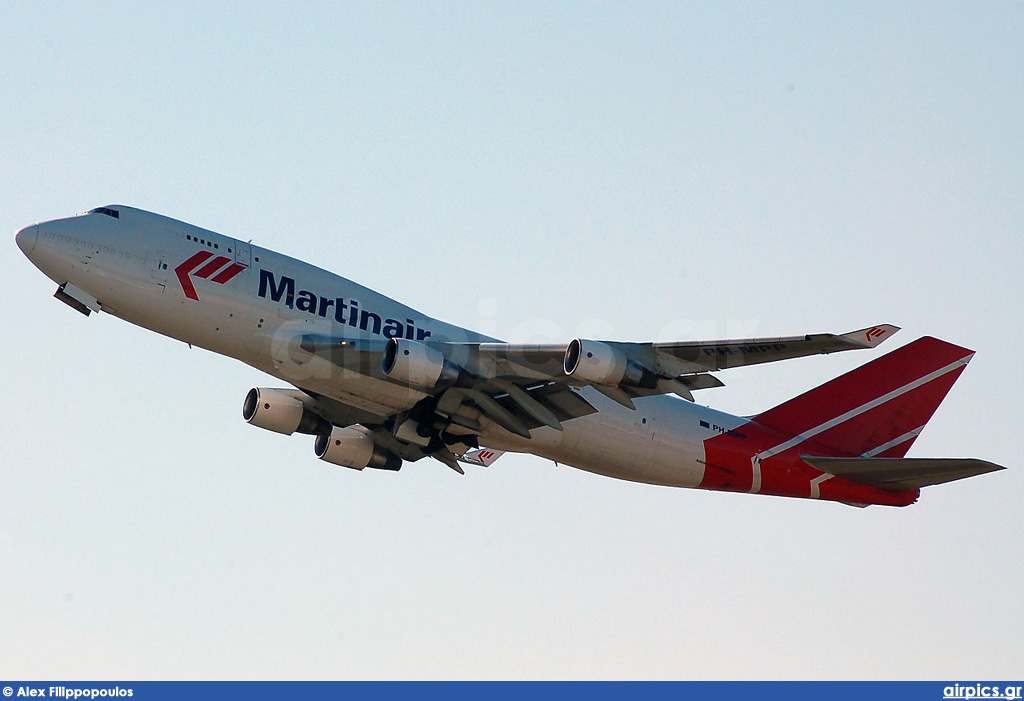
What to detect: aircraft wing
<box><xmin>283</xmin><ymin>323</ymin><xmax>899</xmax><ymax>472</ymax></box>
<box><xmin>295</xmin><ymin>322</ymin><xmax>897</xmax><ymax>425</ymax></box>
<box><xmin>463</xmin><ymin>322</ymin><xmax>897</xmax><ymax>377</ymax></box>
<box><xmin>440</xmin><ymin>323</ymin><xmax>898</xmax><ymax>406</ymax></box>
<box><xmin>647</xmin><ymin>324</ymin><xmax>900</xmax><ymax>373</ymax></box>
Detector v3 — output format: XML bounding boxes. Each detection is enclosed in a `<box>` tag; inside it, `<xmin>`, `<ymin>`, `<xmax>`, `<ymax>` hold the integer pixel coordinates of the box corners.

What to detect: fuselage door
<box><xmin>150</xmin><ymin>250</ymin><xmax>172</xmax><ymax>288</ymax></box>
<box><xmin>234</xmin><ymin>240</ymin><xmax>252</xmax><ymax>267</ymax></box>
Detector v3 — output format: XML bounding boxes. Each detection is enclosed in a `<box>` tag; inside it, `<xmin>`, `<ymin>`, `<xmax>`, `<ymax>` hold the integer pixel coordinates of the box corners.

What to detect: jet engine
<box><xmin>242</xmin><ymin>387</ymin><xmax>330</xmax><ymax>435</ymax></box>
<box><xmin>382</xmin><ymin>338</ymin><xmax>473</xmax><ymax>388</ymax></box>
<box><xmin>563</xmin><ymin>339</ymin><xmax>659</xmax><ymax>389</ymax></box>
<box><xmin>314</xmin><ymin>425</ymin><xmax>402</xmax><ymax>471</ymax></box>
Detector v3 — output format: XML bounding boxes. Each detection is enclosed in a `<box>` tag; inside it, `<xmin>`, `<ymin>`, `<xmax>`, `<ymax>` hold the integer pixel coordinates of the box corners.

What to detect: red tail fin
<box><xmin>752</xmin><ymin>337</ymin><xmax>974</xmax><ymax>458</ymax></box>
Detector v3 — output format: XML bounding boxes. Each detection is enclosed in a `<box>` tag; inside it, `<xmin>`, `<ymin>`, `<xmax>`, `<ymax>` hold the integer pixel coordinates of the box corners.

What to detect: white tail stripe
<box><xmin>748</xmin><ymin>354</ymin><xmax>972</xmax><ymax>492</ymax></box>
<box><xmin>862</xmin><ymin>426</ymin><xmax>925</xmax><ymax>458</ymax></box>
<box><xmin>810</xmin><ymin>473</ymin><xmax>833</xmax><ymax>499</ymax></box>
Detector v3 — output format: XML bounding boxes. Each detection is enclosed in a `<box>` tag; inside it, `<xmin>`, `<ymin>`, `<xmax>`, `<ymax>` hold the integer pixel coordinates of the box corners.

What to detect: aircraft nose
<box><xmin>16</xmin><ymin>224</ymin><xmax>38</xmax><ymax>258</ymax></box>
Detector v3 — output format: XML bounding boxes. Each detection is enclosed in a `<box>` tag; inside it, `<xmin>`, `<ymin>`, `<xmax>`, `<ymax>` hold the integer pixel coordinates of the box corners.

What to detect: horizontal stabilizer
<box><xmin>801</xmin><ymin>455</ymin><xmax>1005</xmax><ymax>491</ymax></box>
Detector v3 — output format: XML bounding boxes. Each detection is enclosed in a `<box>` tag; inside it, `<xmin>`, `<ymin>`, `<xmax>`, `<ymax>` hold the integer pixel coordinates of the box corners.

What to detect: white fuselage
<box><xmin>17</xmin><ymin>207</ymin><xmax>748</xmax><ymax>488</ymax></box>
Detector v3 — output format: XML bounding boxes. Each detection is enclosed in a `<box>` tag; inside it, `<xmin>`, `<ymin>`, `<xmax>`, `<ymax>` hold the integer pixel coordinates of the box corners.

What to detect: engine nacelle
<box><xmin>242</xmin><ymin>388</ymin><xmax>329</xmax><ymax>435</ymax></box>
<box><xmin>314</xmin><ymin>425</ymin><xmax>402</xmax><ymax>471</ymax></box>
<box><xmin>382</xmin><ymin>338</ymin><xmax>473</xmax><ymax>388</ymax></box>
<box><xmin>564</xmin><ymin>339</ymin><xmax>658</xmax><ymax>389</ymax></box>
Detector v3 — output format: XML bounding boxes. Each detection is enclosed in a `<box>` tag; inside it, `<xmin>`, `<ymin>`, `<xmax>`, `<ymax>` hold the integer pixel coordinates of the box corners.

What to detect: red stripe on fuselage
<box><xmin>193</xmin><ymin>256</ymin><xmax>232</xmax><ymax>279</ymax></box>
<box><xmin>173</xmin><ymin>250</ymin><xmax>215</xmax><ymax>301</ymax></box>
<box><xmin>210</xmin><ymin>262</ymin><xmax>247</xmax><ymax>284</ymax></box>
<box><xmin>700</xmin><ymin>425</ymin><xmax>919</xmax><ymax>506</ymax></box>
<box><xmin>699</xmin><ymin>420</ymin><xmax>785</xmax><ymax>494</ymax></box>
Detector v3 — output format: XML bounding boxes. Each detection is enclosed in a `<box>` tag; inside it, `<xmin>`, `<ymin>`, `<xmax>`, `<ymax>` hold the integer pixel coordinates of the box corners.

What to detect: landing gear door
<box><xmin>234</xmin><ymin>240</ymin><xmax>252</xmax><ymax>267</ymax></box>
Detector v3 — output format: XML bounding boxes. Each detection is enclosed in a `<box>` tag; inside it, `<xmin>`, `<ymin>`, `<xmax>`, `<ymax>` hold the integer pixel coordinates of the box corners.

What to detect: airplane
<box><xmin>15</xmin><ymin>205</ymin><xmax>1005</xmax><ymax>507</ymax></box>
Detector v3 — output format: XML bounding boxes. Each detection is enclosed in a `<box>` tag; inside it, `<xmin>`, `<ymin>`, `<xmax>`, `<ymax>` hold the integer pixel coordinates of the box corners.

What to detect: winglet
<box><xmin>461</xmin><ymin>448</ymin><xmax>506</xmax><ymax>467</ymax></box>
<box><xmin>841</xmin><ymin>324</ymin><xmax>900</xmax><ymax>348</ymax></box>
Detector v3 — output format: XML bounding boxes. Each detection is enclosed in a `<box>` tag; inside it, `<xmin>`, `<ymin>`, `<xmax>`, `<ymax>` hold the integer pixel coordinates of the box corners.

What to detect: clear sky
<box><xmin>3</xmin><ymin>1</ymin><xmax>1022</xmax><ymax>680</ymax></box>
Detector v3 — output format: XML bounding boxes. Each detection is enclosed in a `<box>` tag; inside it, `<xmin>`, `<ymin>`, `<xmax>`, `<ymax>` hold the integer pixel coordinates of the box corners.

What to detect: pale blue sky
<box><xmin>3</xmin><ymin>2</ymin><xmax>1022</xmax><ymax>679</ymax></box>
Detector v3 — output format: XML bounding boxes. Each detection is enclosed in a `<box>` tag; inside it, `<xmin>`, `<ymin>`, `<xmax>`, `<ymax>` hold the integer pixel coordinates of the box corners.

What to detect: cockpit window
<box><xmin>89</xmin><ymin>207</ymin><xmax>120</xmax><ymax>219</ymax></box>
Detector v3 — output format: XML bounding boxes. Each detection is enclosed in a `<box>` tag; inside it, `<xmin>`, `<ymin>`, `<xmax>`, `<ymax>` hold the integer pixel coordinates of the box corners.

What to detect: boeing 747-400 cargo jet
<box><xmin>16</xmin><ymin>206</ymin><xmax>1005</xmax><ymax>506</ymax></box>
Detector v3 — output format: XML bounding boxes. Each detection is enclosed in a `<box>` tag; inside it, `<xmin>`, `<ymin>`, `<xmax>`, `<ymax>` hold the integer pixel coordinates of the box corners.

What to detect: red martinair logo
<box><xmin>174</xmin><ymin>251</ymin><xmax>248</xmax><ymax>301</ymax></box>
<box><xmin>865</xmin><ymin>327</ymin><xmax>887</xmax><ymax>342</ymax></box>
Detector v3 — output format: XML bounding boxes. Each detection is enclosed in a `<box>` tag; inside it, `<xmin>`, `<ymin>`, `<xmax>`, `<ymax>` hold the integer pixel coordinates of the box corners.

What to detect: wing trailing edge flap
<box><xmin>590</xmin><ymin>374</ymin><xmax>724</xmax><ymax>408</ymax></box>
<box><xmin>801</xmin><ymin>455</ymin><xmax>1006</xmax><ymax>491</ymax></box>
<box><xmin>428</xmin><ymin>381</ymin><xmax>596</xmax><ymax>447</ymax></box>
<box><xmin>460</xmin><ymin>383</ymin><xmax>597</xmax><ymax>436</ymax></box>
